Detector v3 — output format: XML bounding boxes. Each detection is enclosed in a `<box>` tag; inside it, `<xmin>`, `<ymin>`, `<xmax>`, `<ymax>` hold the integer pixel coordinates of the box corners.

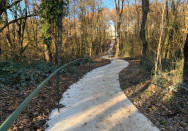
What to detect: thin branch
<box><xmin>21</xmin><ymin>43</ymin><xmax>30</xmax><ymax>54</ymax></box>
<box><xmin>120</xmin><ymin>0</ymin><xmax>124</xmax><ymax>18</ymax></box>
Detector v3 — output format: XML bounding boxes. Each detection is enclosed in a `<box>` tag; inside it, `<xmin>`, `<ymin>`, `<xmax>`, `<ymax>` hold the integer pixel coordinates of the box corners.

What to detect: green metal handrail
<box><xmin>0</xmin><ymin>57</ymin><xmax>91</xmax><ymax>131</ymax></box>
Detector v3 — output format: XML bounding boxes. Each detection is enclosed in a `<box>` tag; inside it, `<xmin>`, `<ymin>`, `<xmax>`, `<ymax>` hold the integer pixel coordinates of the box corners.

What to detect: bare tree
<box><xmin>155</xmin><ymin>0</ymin><xmax>167</xmax><ymax>75</ymax></box>
<box><xmin>114</xmin><ymin>0</ymin><xmax>124</xmax><ymax>58</ymax></box>
<box><xmin>140</xmin><ymin>0</ymin><xmax>149</xmax><ymax>65</ymax></box>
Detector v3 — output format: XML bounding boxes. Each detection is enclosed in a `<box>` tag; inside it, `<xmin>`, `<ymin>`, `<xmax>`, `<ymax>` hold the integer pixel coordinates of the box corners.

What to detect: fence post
<box><xmin>57</xmin><ymin>71</ymin><xmax>60</xmax><ymax>113</ymax></box>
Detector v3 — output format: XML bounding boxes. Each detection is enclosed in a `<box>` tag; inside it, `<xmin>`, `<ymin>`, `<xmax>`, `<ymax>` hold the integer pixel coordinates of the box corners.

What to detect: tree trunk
<box><xmin>140</xmin><ymin>0</ymin><xmax>149</xmax><ymax>65</ymax></box>
<box><xmin>4</xmin><ymin>10</ymin><xmax>13</xmax><ymax>48</ymax></box>
<box><xmin>0</xmin><ymin>43</ymin><xmax>1</xmax><ymax>55</ymax></box>
<box><xmin>56</xmin><ymin>21</ymin><xmax>62</xmax><ymax>65</ymax></box>
<box><xmin>114</xmin><ymin>0</ymin><xmax>124</xmax><ymax>58</ymax></box>
<box><xmin>155</xmin><ymin>1</ymin><xmax>167</xmax><ymax>75</ymax></box>
<box><xmin>45</xmin><ymin>44</ymin><xmax>52</xmax><ymax>62</ymax></box>
<box><xmin>56</xmin><ymin>0</ymin><xmax>63</xmax><ymax>65</ymax></box>
<box><xmin>183</xmin><ymin>34</ymin><xmax>188</xmax><ymax>86</ymax></box>
<box><xmin>115</xmin><ymin>22</ymin><xmax>121</xmax><ymax>57</ymax></box>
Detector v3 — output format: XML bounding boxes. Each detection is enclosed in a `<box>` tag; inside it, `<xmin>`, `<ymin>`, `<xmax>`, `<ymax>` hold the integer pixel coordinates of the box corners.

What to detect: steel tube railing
<box><xmin>0</xmin><ymin>58</ymin><xmax>90</xmax><ymax>131</ymax></box>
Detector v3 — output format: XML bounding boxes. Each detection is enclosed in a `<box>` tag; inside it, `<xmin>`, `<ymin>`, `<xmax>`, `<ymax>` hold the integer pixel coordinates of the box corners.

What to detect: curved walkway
<box><xmin>46</xmin><ymin>57</ymin><xmax>159</xmax><ymax>131</ymax></box>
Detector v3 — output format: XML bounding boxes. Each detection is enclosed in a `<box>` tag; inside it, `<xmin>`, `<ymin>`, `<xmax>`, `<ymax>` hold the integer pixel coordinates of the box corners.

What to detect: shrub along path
<box><xmin>46</xmin><ymin>57</ymin><xmax>159</xmax><ymax>131</ymax></box>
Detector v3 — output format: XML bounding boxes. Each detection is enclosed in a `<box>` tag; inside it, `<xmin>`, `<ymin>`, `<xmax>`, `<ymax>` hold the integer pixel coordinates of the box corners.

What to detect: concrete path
<box><xmin>108</xmin><ymin>40</ymin><xmax>115</xmax><ymax>56</ymax></box>
<box><xmin>46</xmin><ymin>57</ymin><xmax>159</xmax><ymax>131</ymax></box>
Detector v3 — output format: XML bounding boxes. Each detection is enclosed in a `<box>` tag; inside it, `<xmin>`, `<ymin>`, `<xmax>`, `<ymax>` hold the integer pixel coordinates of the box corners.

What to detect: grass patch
<box><xmin>122</xmin><ymin>86</ymin><xmax>129</xmax><ymax>89</ymax></box>
<box><xmin>146</xmin><ymin>91</ymin><xmax>152</xmax><ymax>96</ymax></box>
<box><xmin>179</xmin><ymin>121</ymin><xmax>186</xmax><ymax>127</ymax></box>
<box><xmin>160</xmin><ymin>120</ymin><xmax>167</xmax><ymax>125</ymax></box>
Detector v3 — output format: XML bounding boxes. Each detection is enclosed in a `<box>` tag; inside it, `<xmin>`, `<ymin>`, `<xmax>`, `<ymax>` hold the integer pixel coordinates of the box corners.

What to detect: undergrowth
<box><xmin>152</xmin><ymin>59</ymin><xmax>184</xmax><ymax>90</ymax></box>
<box><xmin>0</xmin><ymin>58</ymin><xmax>92</xmax><ymax>90</ymax></box>
<box><xmin>0</xmin><ymin>60</ymin><xmax>56</xmax><ymax>89</ymax></box>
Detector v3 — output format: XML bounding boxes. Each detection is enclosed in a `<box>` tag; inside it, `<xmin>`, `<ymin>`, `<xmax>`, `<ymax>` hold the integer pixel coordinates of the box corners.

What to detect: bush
<box><xmin>152</xmin><ymin>59</ymin><xmax>183</xmax><ymax>89</ymax></box>
<box><xmin>140</xmin><ymin>59</ymin><xmax>155</xmax><ymax>72</ymax></box>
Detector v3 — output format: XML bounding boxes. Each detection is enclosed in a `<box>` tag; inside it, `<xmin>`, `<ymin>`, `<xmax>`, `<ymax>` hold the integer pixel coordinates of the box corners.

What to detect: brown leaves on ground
<box><xmin>119</xmin><ymin>59</ymin><xmax>188</xmax><ymax>131</ymax></box>
<box><xmin>0</xmin><ymin>57</ymin><xmax>110</xmax><ymax>131</ymax></box>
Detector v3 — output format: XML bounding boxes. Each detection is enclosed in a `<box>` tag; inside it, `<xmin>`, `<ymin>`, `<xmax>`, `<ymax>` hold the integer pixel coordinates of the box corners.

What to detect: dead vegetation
<box><xmin>119</xmin><ymin>59</ymin><xmax>188</xmax><ymax>131</ymax></box>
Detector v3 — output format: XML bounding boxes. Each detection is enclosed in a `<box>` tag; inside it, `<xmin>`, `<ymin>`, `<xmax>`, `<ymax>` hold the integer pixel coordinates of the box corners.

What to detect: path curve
<box><xmin>46</xmin><ymin>57</ymin><xmax>159</xmax><ymax>131</ymax></box>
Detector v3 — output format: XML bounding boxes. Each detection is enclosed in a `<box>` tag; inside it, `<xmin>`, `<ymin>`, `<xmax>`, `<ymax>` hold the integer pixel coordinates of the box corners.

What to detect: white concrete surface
<box><xmin>46</xmin><ymin>57</ymin><xmax>159</xmax><ymax>131</ymax></box>
<box><xmin>108</xmin><ymin>40</ymin><xmax>115</xmax><ymax>55</ymax></box>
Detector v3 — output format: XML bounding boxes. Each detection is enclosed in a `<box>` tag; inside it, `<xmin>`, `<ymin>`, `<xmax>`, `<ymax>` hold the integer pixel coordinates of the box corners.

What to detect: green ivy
<box><xmin>0</xmin><ymin>60</ymin><xmax>56</xmax><ymax>89</ymax></box>
<box><xmin>0</xmin><ymin>58</ymin><xmax>91</xmax><ymax>90</ymax></box>
<box><xmin>40</xmin><ymin>0</ymin><xmax>68</xmax><ymax>48</ymax></box>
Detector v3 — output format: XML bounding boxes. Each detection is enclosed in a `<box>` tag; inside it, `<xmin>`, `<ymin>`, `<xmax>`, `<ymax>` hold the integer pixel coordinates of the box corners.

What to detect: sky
<box><xmin>102</xmin><ymin>0</ymin><xmax>115</xmax><ymax>11</ymax></box>
<box><xmin>102</xmin><ymin>0</ymin><xmax>115</xmax><ymax>30</ymax></box>
<box><xmin>103</xmin><ymin>0</ymin><xmax>136</xmax><ymax>10</ymax></box>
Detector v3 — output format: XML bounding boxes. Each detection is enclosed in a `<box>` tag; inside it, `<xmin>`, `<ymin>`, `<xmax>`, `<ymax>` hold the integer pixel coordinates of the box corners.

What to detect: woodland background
<box><xmin>0</xmin><ymin>0</ymin><xmax>187</xmax><ymax>88</ymax></box>
<box><xmin>0</xmin><ymin>0</ymin><xmax>187</xmax><ymax>96</ymax></box>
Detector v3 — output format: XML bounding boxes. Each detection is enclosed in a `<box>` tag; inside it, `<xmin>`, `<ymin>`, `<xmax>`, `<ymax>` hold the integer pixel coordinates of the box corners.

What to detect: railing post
<box><xmin>57</xmin><ymin>71</ymin><xmax>60</xmax><ymax>113</ymax></box>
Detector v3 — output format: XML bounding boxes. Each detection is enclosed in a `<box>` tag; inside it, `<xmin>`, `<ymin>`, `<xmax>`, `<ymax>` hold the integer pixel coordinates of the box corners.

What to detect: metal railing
<box><xmin>0</xmin><ymin>58</ymin><xmax>91</xmax><ymax>131</ymax></box>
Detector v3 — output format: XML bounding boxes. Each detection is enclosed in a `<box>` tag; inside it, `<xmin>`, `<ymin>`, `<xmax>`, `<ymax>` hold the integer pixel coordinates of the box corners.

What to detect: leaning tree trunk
<box><xmin>140</xmin><ymin>0</ymin><xmax>149</xmax><ymax>66</ymax></box>
<box><xmin>183</xmin><ymin>34</ymin><xmax>188</xmax><ymax>86</ymax></box>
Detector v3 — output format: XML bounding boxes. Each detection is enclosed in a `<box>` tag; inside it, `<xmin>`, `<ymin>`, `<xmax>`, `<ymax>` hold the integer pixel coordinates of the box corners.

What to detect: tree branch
<box><xmin>0</xmin><ymin>0</ymin><xmax>22</xmax><ymax>16</ymax></box>
<box><xmin>0</xmin><ymin>14</ymin><xmax>36</xmax><ymax>32</ymax></box>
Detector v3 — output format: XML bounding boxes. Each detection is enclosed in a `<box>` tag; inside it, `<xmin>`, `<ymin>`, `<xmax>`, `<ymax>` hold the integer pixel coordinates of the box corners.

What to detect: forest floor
<box><xmin>46</xmin><ymin>57</ymin><xmax>158</xmax><ymax>131</ymax></box>
<box><xmin>119</xmin><ymin>59</ymin><xmax>188</xmax><ymax>131</ymax></box>
<box><xmin>0</xmin><ymin>57</ymin><xmax>110</xmax><ymax>131</ymax></box>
